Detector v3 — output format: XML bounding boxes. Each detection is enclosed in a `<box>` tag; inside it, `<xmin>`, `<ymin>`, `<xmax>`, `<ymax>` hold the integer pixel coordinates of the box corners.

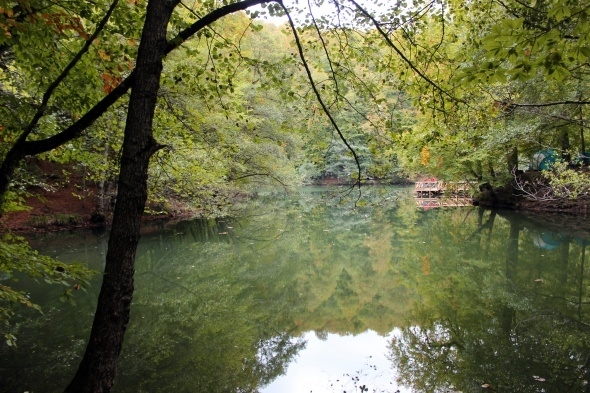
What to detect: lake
<box><xmin>1</xmin><ymin>186</ymin><xmax>589</xmax><ymax>392</ymax></box>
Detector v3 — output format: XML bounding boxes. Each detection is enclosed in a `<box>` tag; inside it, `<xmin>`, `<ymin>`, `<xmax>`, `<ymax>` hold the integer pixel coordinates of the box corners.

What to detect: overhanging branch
<box><xmin>22</xmin><ymin>0</ymin><xmax>120</xmax><ymax>141</ymax></box>
<box><xmin>345</xmin><ymin>0</ymin><xmax>458</xmax><ymax>103</ymax></box>
<box><xmin>20</xmin><ymin>0</ymin><xmax>279</xmax><ymax>157</ymax></box>
<box><xmin>280</xmin><ymin>2</ymin><xmax>363</xmax><ymax>192</ymax></box>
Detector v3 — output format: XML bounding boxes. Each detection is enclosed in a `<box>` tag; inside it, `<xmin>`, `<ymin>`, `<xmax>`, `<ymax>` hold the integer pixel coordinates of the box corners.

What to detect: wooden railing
<box><xmin>415</xmin><ymin>180</ymin><xmax>473</xmax><ymax>198</ymax></box>
<box><xmin>414</xmin><ymin>180</ymin><xmax>474</xmax><ymax>208</ymax></box>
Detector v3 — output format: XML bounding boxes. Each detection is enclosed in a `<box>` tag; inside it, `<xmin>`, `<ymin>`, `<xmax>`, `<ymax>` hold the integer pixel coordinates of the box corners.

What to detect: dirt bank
<box><xmin>1</xmin><ymin>183</ymin><xmax>197</xmax><ymax>233</ymax></box>
<box><xmin>475</xmin><ymin>179</ymin><xmax>590</xmax><ymax>215</ymax></box>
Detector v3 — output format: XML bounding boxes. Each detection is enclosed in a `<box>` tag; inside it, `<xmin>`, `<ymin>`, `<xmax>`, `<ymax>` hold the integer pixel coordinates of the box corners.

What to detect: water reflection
<box><xmin>0</xmin><ymin>188</ymin><xmax>589</xmax><ymax>392</ymax></box>
<box><xmin>263</xmin><ymin>330</ymin><xmax>406</xmax><ymax>393</ymax></box>
<box><xmin>390</xmin><ymin>208</ymin><xmax>590</xmax><ymax>393</ymax></box>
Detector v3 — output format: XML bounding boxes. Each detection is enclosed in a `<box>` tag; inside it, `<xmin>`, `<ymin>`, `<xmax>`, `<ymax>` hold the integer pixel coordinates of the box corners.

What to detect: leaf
<box><xmin>547</xmin><ymin>65</ymin><xmax>570</xmax><ymax>81</ymax></box>
<box><xmin>548</xmin><ymin>4</ymin><xmax>571</xmax><ymax>22</ymax></box>
<box><xmin>579</xmin><ymin>46</ymin><xmax>590</xmax><ymax>60</ymax></box>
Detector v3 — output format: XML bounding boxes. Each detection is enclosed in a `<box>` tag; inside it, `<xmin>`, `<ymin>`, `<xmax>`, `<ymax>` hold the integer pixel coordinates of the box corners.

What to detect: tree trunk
<box><xmin>64</xmin><ymin>0</ymin><xmax>178</xmax><ymax>391</ymax></box>
<box><xmin>560</xmin><ymin>128</ymin><xmax>571</xmax><ymax>162</ymax></box>
<box><xmin>0</xmin><ymin>0</ymin><xmax>271</xmax><ymax>215</ymax></box>
<box><xmin>580</xmin><ymin>104</ymin><xmax>587</xmax><ymax>165</ymax></box>
<box><xmin>506</xmin><ymin>145</ymin><xmax>518</xmax><ymax>175</ymax></box>
<box><xmin>0</xmin><ymin>143</ymin><xmax>26</xmax><ymax>212</ymax></box>
<box><xmin>488</xmin><ymin>160</ymin><xmax>495</xmax><ymax>179</ymax></box>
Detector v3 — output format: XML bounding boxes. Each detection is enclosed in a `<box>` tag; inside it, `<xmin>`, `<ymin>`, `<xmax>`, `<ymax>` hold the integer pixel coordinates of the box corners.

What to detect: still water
<box><xmin>1</xmin><ymin>187</ymin><xmax>590</xmax><ymax>392</ymax></box>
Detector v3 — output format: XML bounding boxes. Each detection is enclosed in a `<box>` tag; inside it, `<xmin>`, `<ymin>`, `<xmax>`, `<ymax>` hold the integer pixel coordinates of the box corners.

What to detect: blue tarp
<box><xmin>530</xmin><ymin>149</ymin><xmax>556</xmax><ymax>171</ymax></box>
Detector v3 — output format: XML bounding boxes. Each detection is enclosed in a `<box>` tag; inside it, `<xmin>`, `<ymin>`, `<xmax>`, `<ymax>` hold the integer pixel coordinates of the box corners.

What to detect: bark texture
<box><xmin>64</xmin><ymin>0</ymin><xmax>178</xmax><ymax>391</ymax></box>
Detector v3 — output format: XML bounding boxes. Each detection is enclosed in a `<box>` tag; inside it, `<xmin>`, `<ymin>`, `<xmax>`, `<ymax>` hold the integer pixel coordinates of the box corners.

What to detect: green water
<box><xmin>1</xmin><ymin>187</ymin><xmax>590</xmax><ymax>393</ymax></box>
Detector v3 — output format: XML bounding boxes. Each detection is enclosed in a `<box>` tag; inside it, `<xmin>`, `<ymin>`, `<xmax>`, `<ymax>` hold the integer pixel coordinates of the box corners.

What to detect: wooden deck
<box><xmin>415</xmin><ymin>180</ymin><xmax>472</xmax><ymax>198</ymax></box>
<box><xmin>414</xmin><ymin>180</ymin><xmax>474</xmax><ymax>208</ymax></box>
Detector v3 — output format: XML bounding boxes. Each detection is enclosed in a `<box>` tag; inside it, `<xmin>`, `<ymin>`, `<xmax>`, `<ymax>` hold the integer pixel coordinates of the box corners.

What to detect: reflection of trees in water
<box><xmin>254</xmin><ymin>333</ymin><xmax>306</xmax><ymax>388</ymax></box>
<box><xmin>0</xmin><ymin>219</ymin><xmax>307</xmax><ymax>392</ymax></box>
<box><xmin>231</xmin><ymin>187</ymin><xmax>411</xmax><ymax>336</ymax></box>
<box><xmin>390</xmin><ymin>207</ymin><xmax>590</xmax><ymax>393</ymax></box>
<box><xmin>119</xmin><ymin>222</ymin><xmax>308</xmax><ymax>392</ymax></box>
<box><xmin>0</xmin><ymin>189</ymin><xmax>407</xmax><ymax>392</ymax></box>
<box><xmin>9</xmin><ymin>191</ymin><xmax>590</xmax><ymax>392</ymax></box>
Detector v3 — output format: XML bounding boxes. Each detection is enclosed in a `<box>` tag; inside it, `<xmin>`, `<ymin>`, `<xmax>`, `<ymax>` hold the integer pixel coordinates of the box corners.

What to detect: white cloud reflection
<box><xmin>261</xmin><ymin>329</ymin><xmax>411</xmax><ymax>393</ymax></box>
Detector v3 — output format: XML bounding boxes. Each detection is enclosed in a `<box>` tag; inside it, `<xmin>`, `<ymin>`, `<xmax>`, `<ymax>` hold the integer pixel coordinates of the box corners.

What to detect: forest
<box><xmin>2</xmin><ymin>0</ymin><xmax>590</xmax><ymax>217</ymax></box>
<box><xmin>1</xmin><ymin>0</ymin><xmax>590</xmax><ymax>391</ymax></box>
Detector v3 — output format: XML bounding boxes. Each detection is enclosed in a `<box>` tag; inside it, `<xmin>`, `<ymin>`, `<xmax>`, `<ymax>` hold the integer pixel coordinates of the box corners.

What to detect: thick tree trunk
<box><xmin>0</xmin><ymin>144</ymin><xmax>26</xmax><ymax>211</ymax></box>
<box><xmin>64</xmin><ymin>0</ymin><xmax>178</xmax><ymax>391</ymax></box>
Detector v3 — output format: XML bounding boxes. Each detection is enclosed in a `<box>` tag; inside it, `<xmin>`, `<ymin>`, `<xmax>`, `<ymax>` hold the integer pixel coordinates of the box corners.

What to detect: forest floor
<box><xmin>1</xmin><ymin>182</ymin><xmax>197</xmax><ymax>233</ymax></box>
<box><xmin>0</xmin><ymin>159</ymin><xmax>204</xmax><ymax>232</ymax></box>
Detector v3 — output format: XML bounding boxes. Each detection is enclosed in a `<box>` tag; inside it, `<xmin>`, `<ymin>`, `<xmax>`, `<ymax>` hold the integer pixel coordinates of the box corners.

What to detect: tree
<box><xmin>382</xmin><ymin>0</ymin><xmax>590</xmax><ymax>183</ymax></box>
<box><xmin>64</xmin><ymin>1</ymin><xmax>310</xmax><ymax>390</ymax></box>
<box><xmin>0</xmin><ymin>0</ymin><xmax>458</xmax><ymax>390</ymax></box>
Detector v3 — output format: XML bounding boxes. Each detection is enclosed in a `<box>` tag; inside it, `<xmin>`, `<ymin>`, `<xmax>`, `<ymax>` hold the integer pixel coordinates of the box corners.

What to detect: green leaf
<box><xmin>548</xmin><ymin>4</ymin><xmax>571</xmax><ymax>22</ymax></box>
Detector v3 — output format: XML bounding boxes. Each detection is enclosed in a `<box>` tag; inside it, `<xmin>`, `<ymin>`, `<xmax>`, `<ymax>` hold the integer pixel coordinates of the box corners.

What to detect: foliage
<box><xmin>3</xmin><ymin>0</ymin><xmax>590</xmax><ymax>389</ymax></box>
<box><xmin>0</xmin><ymin>232</ymin><xmax>94</xmax><ymax>346</ymax></box>
<box><xmin>543</xmin><ymin>161</ymin><xmax>590</xmax><ymax>199</ymax></box>
<box><xmin>1</xmin><ymin>0</ymin><xmax>590</xmax><ymax>202</ymax></box>
<box><xmin>512</xmin><ymin>161</ymin><xmax>590</xmax><ymax>200</ymax></box>
<box><xmin>379</xmin><ymin>0</ymin><xmax>590</xmax><ymax>183</ymax></box>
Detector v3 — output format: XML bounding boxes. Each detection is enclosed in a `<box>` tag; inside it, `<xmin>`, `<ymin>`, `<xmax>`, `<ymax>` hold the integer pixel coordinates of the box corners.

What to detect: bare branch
<box><xmin>511</xmin><ymin>168</ymin><xmax>556</xmax><ymax>201</ymax></box>
<box><xmin>307</xmin><ymin>0</ymin><xmax>340</xmax><ymax>99</ymax></box>
<box><xmin>511</xmin><ymin>100</ymin><xmax>590</xmax><ymax>108</ymax></box>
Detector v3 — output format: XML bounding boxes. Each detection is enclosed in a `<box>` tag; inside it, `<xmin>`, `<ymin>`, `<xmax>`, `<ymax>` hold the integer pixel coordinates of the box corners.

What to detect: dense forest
<box><xmin>1</xmin><ymin>0</ymin><xmax>590</xmax><ymax>390</ymax></box>
<box><xmin>2</xmin><ymin>0</ymin><xmax>590</xmax><ymax>217</ymax></box>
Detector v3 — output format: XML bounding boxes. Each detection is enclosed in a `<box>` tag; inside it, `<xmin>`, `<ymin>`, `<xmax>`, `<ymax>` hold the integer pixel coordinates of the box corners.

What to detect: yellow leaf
<box><xmin>98</xmin><ymin>49</ymin><xmax>111</xmax><ymax>61</ymax></box>
<box><xmin>421</xmin><ymin>146</ymin><xmax>430</xmax><ymax>166</ymax></box>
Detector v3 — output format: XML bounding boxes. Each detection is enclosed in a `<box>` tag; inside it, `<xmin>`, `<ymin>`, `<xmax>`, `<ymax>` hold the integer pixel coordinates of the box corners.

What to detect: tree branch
<box><xmin>511</xmin><ymin>100</ymin><xmax>590</xmax><ymax>108</ymax></box>
<box><xmin>280</xmin><ymin>2</ymin><xmax>363</xmax><ymax>193</ymax></box>
<box><xmin>344</xmin><ymin>0</ymin><xmax>458</xmax><ymax>103</ymax></box>
<box><xmin>19</xmin><ymin>0</ymin><xmax>120</xmax><ymax>144</ymax></box>
<box><xmin>0</xmin><ymin>0</ymin><xmax>280</xmax><ymax>199</ymax></box>
<box><xmin>19</xmin><ymin>0</ymin><xmax>279</xmax><ymax>157</ymax></box>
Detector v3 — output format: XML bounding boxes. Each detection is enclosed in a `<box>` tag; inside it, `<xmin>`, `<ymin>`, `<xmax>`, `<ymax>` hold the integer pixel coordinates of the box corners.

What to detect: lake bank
<box><xmin>475</xmin><ymin>180</ymin><xmax>590</xmax><ymax>215</ymax></box>
<box><xmin>4</xmin><ymin>176</ymin><xmax>590</xmax><ymax>234</ymax></box>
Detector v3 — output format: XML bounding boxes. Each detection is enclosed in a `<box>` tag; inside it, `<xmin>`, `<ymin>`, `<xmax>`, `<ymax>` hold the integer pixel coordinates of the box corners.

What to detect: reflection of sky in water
<box><xmin>262</xmin><ymin>330</ymin><xmax>410</xmax><ymax>393</ymax></box>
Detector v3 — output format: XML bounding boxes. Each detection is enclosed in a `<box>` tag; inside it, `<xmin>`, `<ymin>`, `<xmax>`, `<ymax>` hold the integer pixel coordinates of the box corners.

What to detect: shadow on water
<box><xmin>1</xmin><ymin>187</ymin><xmax>590</xmax><ymax>392</ymax></box>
